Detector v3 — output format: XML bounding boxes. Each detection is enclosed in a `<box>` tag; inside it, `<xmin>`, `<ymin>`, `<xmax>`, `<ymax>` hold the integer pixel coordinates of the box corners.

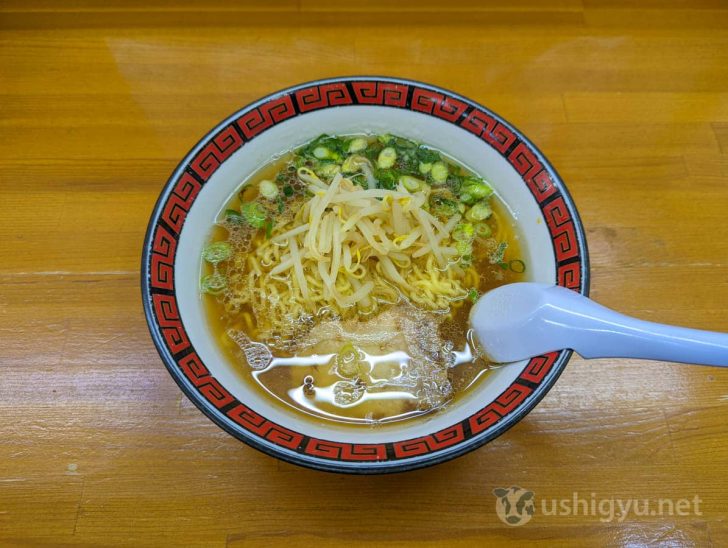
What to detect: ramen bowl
<box><xmin>141</xmin><ymin>77</ymin><xmax>589</xmax><ymax>473</ymax></box>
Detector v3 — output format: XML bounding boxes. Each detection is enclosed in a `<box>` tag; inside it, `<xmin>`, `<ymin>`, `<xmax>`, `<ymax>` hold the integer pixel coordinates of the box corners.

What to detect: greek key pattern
<box><xmin>295</xmin><ymin>82</ymin><xmax>352</xmax><ymax>112</ymax></box>
<box><xmin>351</xmin><ymin>81</ymin><xmax>408</xmax><ymax>107</ymax></box>
<box><xmin>469</xmin><ymin>383</ymin><xmax>533</xmax><ymax>435</ymax></box>
<box><xmin>460</xmin><ymin>108</ymin><xmax>517</xmax><ymax>154</ymax></box>
<box><xmin>146</xmin><ymin>79</ymin><xmax>586</xmax><ymax>464</ymax></box>
<box><xmin>393</xmin><ymin>424</ymin><xmax>466</xmax><ymax>458</ymax></box>
<box><xmin>226</xmin><ymin>404</ymin><xmax>304</xmax><ymax>450</ymax></box>
<box><xmin>304</xmin><ymin>439</ymin><xmax>387</xmax><ymax>461</ymax></box>
<box><xmin>178</xmin><ymin>352</ymin><xmax>234</xmax><ymax>409</ymax></box>
<box><xmin>190</xmin><ymin>125</ymin><xmax>243</xmax><ymax>182</ymax></box>
<box><xmin>151</xmin><ymin>294</ymin><xmax>189</xmax><ymax>355</ymax></box>
<box><xmin>150</xmin><ymin>224</ymin><xmax>176</xmax><ymax>291</ymax></box>
<box><xmin>236</xmin><ymin>94</ymin><xmax>296</xmax><ymax>139</ymax></box>
<box><xmin>161</xmin><ymin>172</ymin><xmax>202</xmax><ymax>235</ymax></box>
<box><xmin>519</xmin><ymin>352</ymin><xmax>559</xmax><ymax>384</ymax></box>
<box><xmin>411</xmin><ymin>88</ymin><xmax>468</xmax><ymax>122</ymax></box>
<box><xmin>543</xmin><ymin>197</ymin><xmax>578</xmax><ymax>262</ymax></box>
<box><xmin>558</xmin><ymin>261</ymin><xmax>581</xmax><ymax>290</ymax></box>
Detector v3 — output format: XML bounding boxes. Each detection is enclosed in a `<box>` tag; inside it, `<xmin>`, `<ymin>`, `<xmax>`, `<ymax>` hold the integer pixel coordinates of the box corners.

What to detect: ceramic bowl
<box><xmin>141</xmin><ymin>77</ymin><xmax>589</xmax><ymax>473</ymax></box>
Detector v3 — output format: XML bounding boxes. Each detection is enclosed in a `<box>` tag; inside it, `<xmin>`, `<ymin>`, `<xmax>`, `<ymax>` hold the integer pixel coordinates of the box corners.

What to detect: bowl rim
<box><xmin>141</xmin><ymin>75</ymin><xmax>590</xmax><ymax>474</ymax></box>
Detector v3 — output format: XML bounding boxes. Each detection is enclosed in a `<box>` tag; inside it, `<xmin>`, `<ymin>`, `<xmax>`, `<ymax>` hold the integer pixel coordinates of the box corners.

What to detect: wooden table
<box><xmin>2</xmin><ymin>2</ymin><xmax>728</xmax><ymax>545</ymax></box>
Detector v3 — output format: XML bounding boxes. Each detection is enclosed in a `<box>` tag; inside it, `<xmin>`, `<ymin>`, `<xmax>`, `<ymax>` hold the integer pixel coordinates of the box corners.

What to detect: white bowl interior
<box><xmin>175</xmin><ymin>106</ymin><xmax>556</xmax><ymax>443</ymax></box>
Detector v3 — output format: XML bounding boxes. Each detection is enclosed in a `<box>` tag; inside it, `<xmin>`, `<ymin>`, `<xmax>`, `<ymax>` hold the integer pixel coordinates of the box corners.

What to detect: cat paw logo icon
<box><xmin>493</xmin><ymin>486</ymin><xmax>535</xmax><ymax>526</ymax></box>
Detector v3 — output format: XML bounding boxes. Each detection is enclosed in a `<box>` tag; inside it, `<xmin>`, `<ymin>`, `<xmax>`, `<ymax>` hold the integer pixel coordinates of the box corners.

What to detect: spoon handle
<box><xmin>544</xmin><ymin>286</ymin><xmax>728</xmax><ymax>366</ymax></box>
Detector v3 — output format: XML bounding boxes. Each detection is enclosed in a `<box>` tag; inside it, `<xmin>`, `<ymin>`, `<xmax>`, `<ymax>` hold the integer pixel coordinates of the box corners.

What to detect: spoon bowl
<box><xmin>471</xmin><ymin>282</ymin><xmax>728</xmax><ymax>366</ymax></box>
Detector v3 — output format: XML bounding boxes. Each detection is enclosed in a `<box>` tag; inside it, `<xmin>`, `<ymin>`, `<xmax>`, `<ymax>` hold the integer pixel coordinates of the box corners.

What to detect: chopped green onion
<box><xmin>362</xmin><ymin>141</ymin><xmax>383</xmax><ymax>163</ymax></box>
<box><xmin>313</xmin><ymin>146</ymin><xmax>338</xmax><ymax>160</ymax></box>
<box><xmin>399</xmin><ymin>175</ymin><xmax>423</xmax><ymax>192</ymax></box>
<box><xmin>475</xmin><ymin>222</ymin><xmax>492</xmax><ymax>238</ymax></box>
<box><xmin>430</xmin><ymin>161</ymin><xmax>449</xmax><ymax>184</ymax></box>
<box><xmin>461</xmin><ymin>177</ymin><xmax>493</xmax><ymax>203</ymax></box>
<box><xmin>239</xmin><ymin>201</ymin><xmax>267</xmax><ymax>228</ymax></box>
<box><xmin>490</xmin><ymin>241</ymin><xmax>508</xmax><ymax>264</ymax></box>
<box><xmin>202</xmin><ymin>241</ymin><xmax>232</xmax><ymax>264</ymax></box>
<box><xmin>377</xmin><ymin>147</ymin><xmax>397</xmax><ymax>169</ymax></box>
<box><xmin>416</xmin><ymin>146</ymin><xmax>440</xmax><ymax>164</ymax></box>
<box><xmin>342</xmin><ymin>154</ymin><xmax>367</xmax><ymax>174</ymax></box>
<box><xmin>349</xmin><ymin>173</ymin><xmax>367</xmax><ymax>188</ymax></box>
<box><xmin>200</xmin><ymin>272</ymin><xmax>227</xmax><ymax>295</ymax></box>
<box><xmin>446</xmin><ymin>172</ymin><xmax>463</xmax><ymax>192</ymax></box>
<box><xmin>452</xmin><ymin>222</ymin><xmax>475</xmax><ymax>242</ymax></box>
<box><xmin>455</xmin><ymin>239</ymin><xmax>472</xmax><ymax>257</ymax></box>
<box><xmin>419</xmin><ymin>162</ymin><xmax>432</xmax><ymax>175</ymax></box>
<box><xmin>391</xmin><ymin>138</ymin><xmax>418</xmax><ymax>172</ymax></box>
<box><xmin>429</xmin><ymin>194</ymin><xmax>459</xmax><ymax>220</ymax></box>
<box><xmin>225</xmin><ymin>209</ymin><xmax>245</xmax><ymax>224</ymax></box>
<box><xmin>316</xmin><ymin>163</ymin><xmax>341</xmax><ymax>180</ymax></box>
<box><xmin>348</xmin><ymin>138</ymin><xmax>368</xmax><ymax>153</ymax></box>
<box><xmin>509</xmin><ymin>259</ymin><xmax>526</xmax><ymax>273</ymax></box>
<box><xmin>374</xmin><ymin>168</ymin><xmax>398</xmax><ymax>190</ymax></box>
<box><xmin>467</xmin><ymin>288</ymin><xmax>479</xmax><ymax>303</ymax></box>
<box><xmin>465</xmin><ymin>201</ymin><xmax>493</xmax><ymax>222</ymax></box>
<box><xmin>283</xmin><ymin>185</ymin><xmax>294</xmax><ymax>197</ymax></box>
<box><xmin>259</xmin><ymin>179</ymin><xmax>279</xmax><ymax>200</ymax></box>
<box><xmin>378</xmin><ymin>134</ymin><xmax>393</xmax><ymax>145</ymax></box>
<box><xmin>301</xmin><ymin>134</ymin><xmax>346</xmax><ymax>160</ymax></box>
<box><xmin>392</xmin><ymin>136</ymin><xmax>418</xmax><ymax>150</ymax></box>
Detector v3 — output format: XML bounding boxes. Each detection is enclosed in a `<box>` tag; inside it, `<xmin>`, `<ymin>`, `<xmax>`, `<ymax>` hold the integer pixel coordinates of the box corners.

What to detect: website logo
<box><xmin>493</xmin><ymin>486</ymin><xmax>535</xmax><ymax>526</ymax></box>
<box><xmin>492</xmin><ymin>487</ymin><xmax>703</xmax><ymax>526</ymax></box>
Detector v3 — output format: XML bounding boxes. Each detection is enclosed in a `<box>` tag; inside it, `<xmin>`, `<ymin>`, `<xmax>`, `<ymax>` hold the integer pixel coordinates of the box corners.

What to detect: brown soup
<box><xmin>201</xmin><ymin>134</ymin><xmax>527</xmax><ymax>427</ymax></box>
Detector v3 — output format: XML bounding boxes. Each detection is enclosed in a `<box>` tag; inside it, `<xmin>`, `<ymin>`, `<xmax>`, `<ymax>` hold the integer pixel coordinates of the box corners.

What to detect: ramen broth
<box><xmin>201</xmin><ymin>134</ymin><xmax>527</xmax><ymax>426</ymax></box>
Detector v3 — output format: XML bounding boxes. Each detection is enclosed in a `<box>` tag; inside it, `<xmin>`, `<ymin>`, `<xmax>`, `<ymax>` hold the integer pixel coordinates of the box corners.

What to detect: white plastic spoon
<box><xmin>470</xmin><ymin>282</ymin><xmax>728</xmax><ymax>366</ymax></box>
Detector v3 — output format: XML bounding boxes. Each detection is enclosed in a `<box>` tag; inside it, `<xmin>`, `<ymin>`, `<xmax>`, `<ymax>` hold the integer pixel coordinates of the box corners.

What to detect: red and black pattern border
<box><xmin>143</xmin><ymin>78</ymin><xmax>587</xmax><ymax>471</ymax></box>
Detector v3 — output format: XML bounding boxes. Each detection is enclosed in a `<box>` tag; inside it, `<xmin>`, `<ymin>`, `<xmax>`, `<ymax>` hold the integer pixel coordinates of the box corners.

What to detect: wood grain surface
<box><xmin>2</xmin><ymin>1</ymin><xmax>727</xmax><ymax>546</ymax></box>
